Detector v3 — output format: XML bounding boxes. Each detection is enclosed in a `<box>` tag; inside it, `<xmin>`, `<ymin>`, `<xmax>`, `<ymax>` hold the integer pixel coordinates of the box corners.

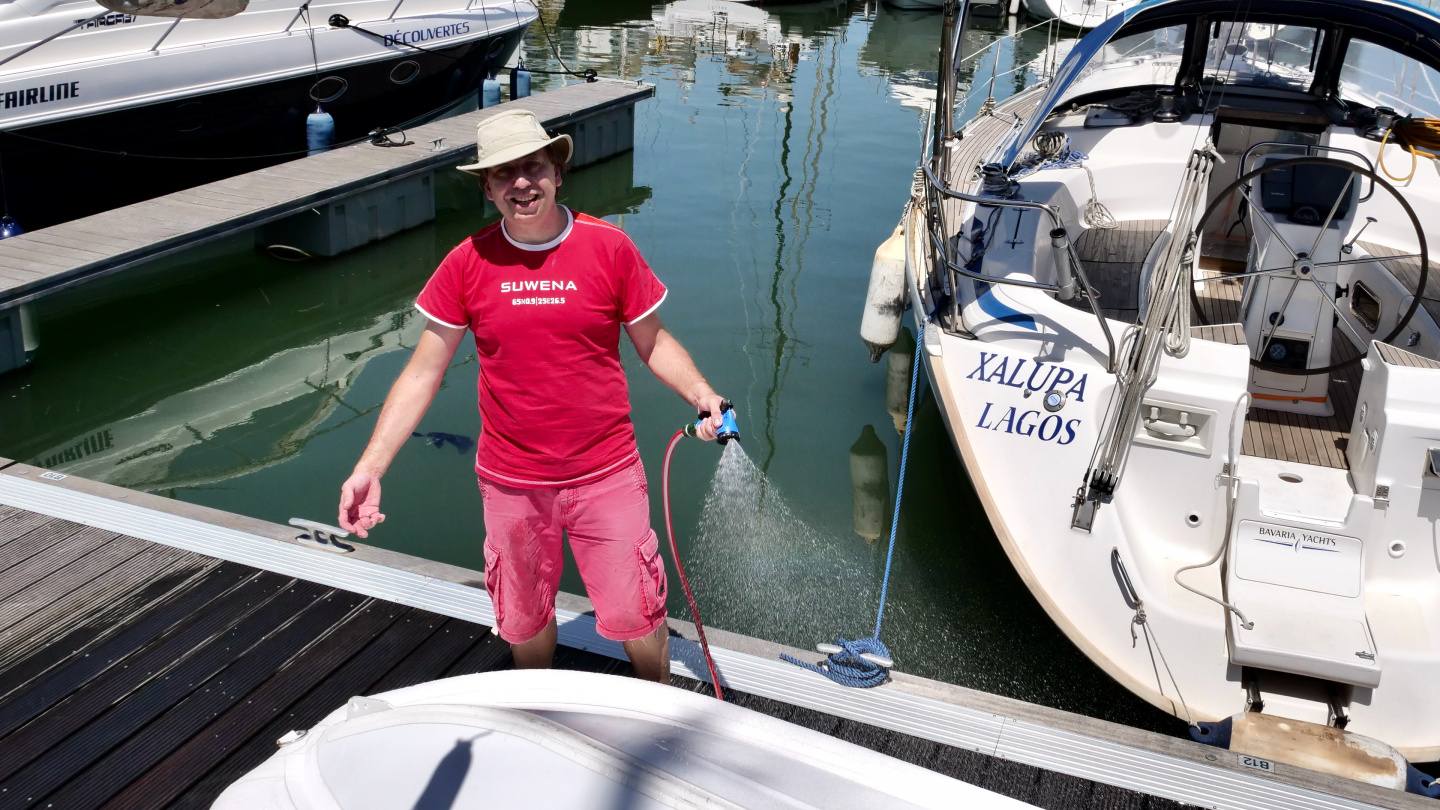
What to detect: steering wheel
<box><xmin>1190</xmin><ymin>156</ymin><xmax>1427</xmax><ymax>375</ymax></box>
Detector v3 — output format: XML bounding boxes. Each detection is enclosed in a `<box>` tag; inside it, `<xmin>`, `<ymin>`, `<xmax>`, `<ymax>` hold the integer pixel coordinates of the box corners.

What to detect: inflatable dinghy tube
<box><xmin>1191</xmin><ymin>712</ymin><xmax>1439</xmax><ymax>796</ymax></box>
<box><xmin>861</xmin><ymin>220</ymin><xmax>907</xmax><ymax>363</ymax></box>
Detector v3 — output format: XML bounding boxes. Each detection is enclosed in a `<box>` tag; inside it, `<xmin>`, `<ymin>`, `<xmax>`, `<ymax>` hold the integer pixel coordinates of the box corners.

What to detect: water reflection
<box><xmin>0</xmin><ymin>1</ymin><xmax>1180</xmax><ymax>734</ymax></box>
<box><xmin>1</xmin><ymin>156</ymin><xmax>650</xmax><ymax>495</ymax></box>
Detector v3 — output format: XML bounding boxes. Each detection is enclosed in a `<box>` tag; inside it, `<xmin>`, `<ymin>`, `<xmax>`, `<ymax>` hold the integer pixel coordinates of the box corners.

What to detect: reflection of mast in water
<box><xmin>758</xmin><ymin>31</ymin><xmax>838</xmax><ymax>476</ymax></box>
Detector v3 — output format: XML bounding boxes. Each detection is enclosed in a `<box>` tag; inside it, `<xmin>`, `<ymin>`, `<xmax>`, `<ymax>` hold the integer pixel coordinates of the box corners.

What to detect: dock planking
<box><xmin>0</xmin><ymin>493</ymin><xmax>1194</xmax><ymax>809</ymax></box>
<box><xmin>0</xmin><ymin>463</ymin><xmax>1426</xmax><ymax>810</ymax></box>
<box><xmin>0</xmin><ymin>80</ymin><xmax>653</xmax><ymax>309</ymax></box>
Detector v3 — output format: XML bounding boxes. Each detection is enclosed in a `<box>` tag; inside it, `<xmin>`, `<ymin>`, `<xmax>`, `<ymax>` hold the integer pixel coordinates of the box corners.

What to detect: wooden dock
<box><xmin>0</xmin><ymin>459</ymin><xmax>1426</xmax><ymax>810</ymax></box>
<box><xmin>0</xmin><ymin>79</ymin><xmax>652</xmax><ymax>372</ymax></box>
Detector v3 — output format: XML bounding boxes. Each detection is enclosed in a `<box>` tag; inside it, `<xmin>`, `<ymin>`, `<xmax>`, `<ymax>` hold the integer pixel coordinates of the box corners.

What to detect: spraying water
<box><xmin>688</xmin><ymin>442</ymin><xmax>878</xmax><ymax>646</ymax></box>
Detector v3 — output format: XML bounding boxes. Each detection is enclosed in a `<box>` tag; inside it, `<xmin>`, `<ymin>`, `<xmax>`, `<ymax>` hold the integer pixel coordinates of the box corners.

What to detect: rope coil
<box><xmin>1378</xmin><ymin>116</ymin><xmax>1440</xmax><ymax>182</ymax></box>
<box><xmin>1011</xmin><ymin>132</ymin><xmax>1117</xmax><ymax>230</ymax></box>
<box><xmin>781</xmin><ymin>323</ymin><xmax>925</xmax><ymax>688</ymax></box>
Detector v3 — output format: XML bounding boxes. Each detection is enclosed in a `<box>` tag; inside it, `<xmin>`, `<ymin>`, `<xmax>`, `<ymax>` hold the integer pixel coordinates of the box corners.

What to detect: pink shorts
<box><xmin>477</xmin><ymin>455</ymin><xmax>667</xmax><ymax>644</ymax></box>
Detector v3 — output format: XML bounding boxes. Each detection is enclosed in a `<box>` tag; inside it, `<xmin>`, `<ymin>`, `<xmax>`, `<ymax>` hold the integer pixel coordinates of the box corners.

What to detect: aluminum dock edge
<box><xmin>0</xmin><ymin>458</ymin><xmax>1425</xmax><ymax>809</ymax></box>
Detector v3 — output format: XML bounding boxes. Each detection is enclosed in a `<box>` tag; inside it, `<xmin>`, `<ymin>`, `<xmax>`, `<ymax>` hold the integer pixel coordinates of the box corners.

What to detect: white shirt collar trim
<box><xmin>501</xmin><ymin>206</ymin><xmax>573</xmax><ymax>252</ymax></box>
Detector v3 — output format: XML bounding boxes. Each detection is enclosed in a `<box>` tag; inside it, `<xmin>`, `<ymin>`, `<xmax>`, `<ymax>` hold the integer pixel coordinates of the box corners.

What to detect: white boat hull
<box><xmin>909</xmin><ymin>79</ymin><xmax>1440</xmax><ymax>765</ymax></box>
<box><xmin>214</xmin><ymin>669</ymin><xmax>1036</xmax><ymax>809</ymax></box>
<box><xmin>0</xmin><ymin>0</ymin><xmax>532</xmax><ymax>227</ymax></box>
<box><xmin>1021</xmin><ymin>0</ymin><xmax>1137</xmax><ymax>29</ymax></box>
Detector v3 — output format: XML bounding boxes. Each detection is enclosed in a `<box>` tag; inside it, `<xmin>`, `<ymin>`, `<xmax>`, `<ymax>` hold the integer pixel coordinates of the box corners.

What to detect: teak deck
<box><xmin>0</xmin><ymin>80</ymin><xmax>653</xmax><ymax>309</ymax></box>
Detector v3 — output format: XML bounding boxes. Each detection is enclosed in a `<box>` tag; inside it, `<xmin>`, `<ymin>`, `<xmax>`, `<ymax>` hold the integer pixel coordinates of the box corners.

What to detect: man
<box><xmin>337</xmin><ymin>109</ymin><xmax>726</xmax><ymax>683</ymax></box>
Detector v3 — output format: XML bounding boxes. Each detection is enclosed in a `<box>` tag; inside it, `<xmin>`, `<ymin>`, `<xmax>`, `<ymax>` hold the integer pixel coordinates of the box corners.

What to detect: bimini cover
<box><xmin>999</xmin><ymin>0</ymin><xmax>1440</xmax><ymax>167</ymax></box>
<box><xmin>213</xmin><ymin>669</ymin><xmax>1036</xmax><ymax>809</ymax></box>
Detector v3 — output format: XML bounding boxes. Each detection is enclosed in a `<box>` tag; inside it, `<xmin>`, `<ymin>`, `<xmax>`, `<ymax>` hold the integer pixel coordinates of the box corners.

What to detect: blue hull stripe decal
<box><xmin>975</xmin><ymin>281</ymin><xmax>1037</xmax><ymax>330</ymax></box>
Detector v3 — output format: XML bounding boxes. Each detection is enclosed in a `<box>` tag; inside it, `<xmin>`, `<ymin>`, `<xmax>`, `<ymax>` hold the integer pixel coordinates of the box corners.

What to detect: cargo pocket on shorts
<box><xmin>633</xmin><ymin>530</ymin><xmax>666</xmax><ymax>619</ymax></box>
<box><xmin>482</xmin><ymin>543</ymin><xmax>505</xmax><ymax>629</ymax></box>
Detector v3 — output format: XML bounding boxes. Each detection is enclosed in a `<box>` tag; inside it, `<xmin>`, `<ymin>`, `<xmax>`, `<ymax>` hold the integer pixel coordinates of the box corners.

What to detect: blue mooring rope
<box><xmin>781</xmin><ymin>322</ymin><xmax>923</xmax><ymax>688</ymax></box>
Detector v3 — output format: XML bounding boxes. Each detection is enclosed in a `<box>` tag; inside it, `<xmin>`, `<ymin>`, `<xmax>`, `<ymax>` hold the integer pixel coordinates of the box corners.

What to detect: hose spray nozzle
<box><xmin>685</xmin><ymin>399</ymin><xmax>741</xmax><ymax>444</ymax></box>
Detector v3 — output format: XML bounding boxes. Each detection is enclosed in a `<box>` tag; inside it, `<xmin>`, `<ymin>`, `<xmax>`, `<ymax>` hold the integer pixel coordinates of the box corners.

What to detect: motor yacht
<box><xmin>0</xmin><ymin>0</ymin><xmax>533</xmax><ymax>228</ymax></box>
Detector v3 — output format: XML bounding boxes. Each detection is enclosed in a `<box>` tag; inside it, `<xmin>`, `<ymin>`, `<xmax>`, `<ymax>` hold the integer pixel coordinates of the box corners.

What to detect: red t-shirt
<box><xmin>415</xmin><ymin>207</ymin><xmax>667</xmax><ymax>487</ymax></box>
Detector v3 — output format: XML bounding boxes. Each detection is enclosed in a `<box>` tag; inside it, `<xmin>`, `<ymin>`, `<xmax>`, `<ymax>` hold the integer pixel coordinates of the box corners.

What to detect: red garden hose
<box><xmin>661</xmin><ymin>428</ymin><xmax>724</xmax><ymax>700</ymax></box>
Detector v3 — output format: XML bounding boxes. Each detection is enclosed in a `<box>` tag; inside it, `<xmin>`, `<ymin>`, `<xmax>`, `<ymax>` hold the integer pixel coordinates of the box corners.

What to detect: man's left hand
<box><xmin>694</xmin><ymin>391</ymin><xmax>727</xmax><ymax>441</ymax></box>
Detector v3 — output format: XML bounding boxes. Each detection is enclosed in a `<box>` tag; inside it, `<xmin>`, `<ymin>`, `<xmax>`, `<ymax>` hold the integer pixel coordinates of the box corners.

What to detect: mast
<box><xmin>931</xmin><ymin>0</ymin><xmax>969</xmax><ymax>178</ymax></box>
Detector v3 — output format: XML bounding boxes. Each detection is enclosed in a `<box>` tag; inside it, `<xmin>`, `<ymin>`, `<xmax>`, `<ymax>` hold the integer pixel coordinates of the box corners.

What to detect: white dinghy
<box><xmin>213</xmin><ymin>669</ymin><xmax>1033</xmax><ymax>809</ymax></box>
<box><xmin>868</xmin><ymin>0</ymin><xmax>1440</xmax><ymax>796</ymax></box>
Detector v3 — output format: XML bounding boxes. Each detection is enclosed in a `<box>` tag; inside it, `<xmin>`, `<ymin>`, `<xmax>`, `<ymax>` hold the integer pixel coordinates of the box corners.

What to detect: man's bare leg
<box><xmin>511</xmin><ymin>617</ymin><xmax>558</xmax><ymax>668</ymax></box>
<box><xmin>623</xmin><ymin>623</ymin><xmax>671</xmax><ymax>683</ymax></box>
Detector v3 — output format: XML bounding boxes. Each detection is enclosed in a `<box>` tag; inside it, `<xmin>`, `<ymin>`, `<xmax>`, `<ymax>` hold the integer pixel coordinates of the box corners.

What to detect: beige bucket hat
<box><xmin>455</xmin><ymin>109</ymin><xmax>573</xmax><ymax>176</ymax></box>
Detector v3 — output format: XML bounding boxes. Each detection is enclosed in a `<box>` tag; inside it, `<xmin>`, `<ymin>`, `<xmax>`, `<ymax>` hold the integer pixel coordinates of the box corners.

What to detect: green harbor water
<box><xmin>0</xmin><ymin>1</ymin><xmax>1180</xmax><ymax>734</ymax></box>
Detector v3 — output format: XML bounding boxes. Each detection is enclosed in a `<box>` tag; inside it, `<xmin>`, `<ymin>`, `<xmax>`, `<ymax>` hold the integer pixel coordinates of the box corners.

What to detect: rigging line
<box><xmin>0</xmin><ymin>10</ymin><xmax>108</xmax><ymax>72</ymax></box>
<box><xmin>300</xmin><ymin>2</ymin><xmax>320</xmax><ymax>83</ymax></box>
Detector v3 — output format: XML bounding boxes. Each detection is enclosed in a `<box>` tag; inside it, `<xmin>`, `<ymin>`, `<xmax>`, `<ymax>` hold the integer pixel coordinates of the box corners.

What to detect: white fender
<box><xmin>861</xmin><ymin>219</ymin><xmax>908</xmax><ymax>362</ymax></box>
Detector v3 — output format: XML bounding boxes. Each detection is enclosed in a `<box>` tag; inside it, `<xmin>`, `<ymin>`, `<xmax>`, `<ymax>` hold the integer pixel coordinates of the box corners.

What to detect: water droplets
<box><xmin>688</xmin><ymin>443</ymin><xmax>876</xmax><ymax>647</ymax></box>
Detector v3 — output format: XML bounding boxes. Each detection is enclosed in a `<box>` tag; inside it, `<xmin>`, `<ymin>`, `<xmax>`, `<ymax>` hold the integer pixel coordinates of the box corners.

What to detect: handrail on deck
<box><xmin>920</xmin><ymin>163</ymin><xmax>1118</xmax><ymax>371</ymax></box>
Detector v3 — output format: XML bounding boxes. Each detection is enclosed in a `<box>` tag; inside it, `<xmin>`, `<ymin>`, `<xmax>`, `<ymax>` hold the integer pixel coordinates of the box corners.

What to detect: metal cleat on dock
<box><xmin>288</xmin><ymin>518</ymin><xmax>354</xmax><ymax>554</ymax></box>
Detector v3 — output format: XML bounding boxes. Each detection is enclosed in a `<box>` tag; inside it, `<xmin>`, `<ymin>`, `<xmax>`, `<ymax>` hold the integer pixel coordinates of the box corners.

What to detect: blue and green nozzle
<box><xmin>685</xmin><ymin>399</ymin><xmax>741</xmax><ymax>444</ymax></box>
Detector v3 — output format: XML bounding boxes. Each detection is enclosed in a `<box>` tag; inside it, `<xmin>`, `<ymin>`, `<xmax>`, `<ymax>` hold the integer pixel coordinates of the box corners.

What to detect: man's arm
<box><xmin>339</xmin><ymin>321</ymin><xmax>467</xmax><ymax>536</ymax></box>
<box><xmin>625</xmin><ymin>312</ymin><xmax>726</xmax><ymax>440</ymax></box>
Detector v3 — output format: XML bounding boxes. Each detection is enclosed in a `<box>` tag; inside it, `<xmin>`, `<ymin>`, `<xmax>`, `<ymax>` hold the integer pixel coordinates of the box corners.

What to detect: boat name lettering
<box><xmin>74</xmin><ymin>13</ymin><xmax>136</xmax><ymax>28</ymax></box>
<box><xmin>2</xmin><ymin>82</ymin><xmax>79</xmax><ymax>111</ymax></box>
<box><xmin>975</xmin><ymin>402</ymin><xmax>1080</xmax><ymax>445</ymax></box>
<box><xmin>382</xmin><ymin>22</ymin><xmax>470</xmax><ymax>47</ymax></box>
<box><xmin>32</xmin><ymin>429</ymin><xmax>113</xmax><ymax>468</ymax></box>
<box><xmin>500</xmin><ymin>280</ymin><xmax>577</xmax><ymax>293</ymax></box>
<box><xmin>965</xmin><ymin>351</ymin><xmax>1088</xmax><ymax>402</ymax></box>
<box><xmin>1257</xmin><ymin>526</ymin><xmax>1296</xmax><ymax>540</ymax></box>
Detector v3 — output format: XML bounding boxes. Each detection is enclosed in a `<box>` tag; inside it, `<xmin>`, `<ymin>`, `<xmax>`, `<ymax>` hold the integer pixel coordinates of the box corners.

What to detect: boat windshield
<box><xmin>1203</xmin><ymin>22</ymin><xmax>1323</xmax><ymax>92</ymax></box>
<box><xmin>1057</xmin><ymin>24</ymin><xmax>1187</xmax><ymax>105</ymax></box>
<box><xmin>1338</xmin><ymin>38</ymin><xmax>1440</xmax><ymax>118</ymax></box>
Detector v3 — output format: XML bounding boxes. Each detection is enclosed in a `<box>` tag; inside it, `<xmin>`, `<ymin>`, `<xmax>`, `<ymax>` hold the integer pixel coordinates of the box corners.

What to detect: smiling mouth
<box><xmin>510</xmin><ymin>193</ymin><xmax>542</xmax><ymax>209</ymax></box>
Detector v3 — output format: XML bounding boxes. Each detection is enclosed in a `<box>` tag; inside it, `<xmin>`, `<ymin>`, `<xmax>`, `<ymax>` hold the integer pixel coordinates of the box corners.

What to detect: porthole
<box><xmin>487</xmin><ymin>36</ymin><xmax>507</xmax><ymax>57</ymax></box>
<box><xmin>309</xmin><ymin>76</ymin><xmax>348</xmax><ymax>103</ymax></box>
<box><xmin>390</xmin><ymin>60</ymin><xmax>421</xmax><ymax>85</ymax></box>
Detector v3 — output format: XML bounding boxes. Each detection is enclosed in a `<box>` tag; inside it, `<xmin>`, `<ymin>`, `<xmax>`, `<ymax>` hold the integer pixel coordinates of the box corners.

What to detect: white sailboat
<box><xmin>865</xmin><ymin>0</ymin><xmax>1440</xmax><ymax>795</ymax></box>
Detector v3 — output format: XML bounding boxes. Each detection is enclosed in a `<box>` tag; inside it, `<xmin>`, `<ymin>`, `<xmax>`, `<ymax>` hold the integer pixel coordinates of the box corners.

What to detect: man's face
<box><xmin>483</xmin><ymin>150</ymin><xmax>562</xmax><ymax>225</ymax></box>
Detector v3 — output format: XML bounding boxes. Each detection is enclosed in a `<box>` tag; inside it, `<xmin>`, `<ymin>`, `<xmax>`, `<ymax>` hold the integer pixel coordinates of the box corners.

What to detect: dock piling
<box><xmin>0</xmin><ymin>302</ymin><xmax>36</xmax><ymax>374</ymax></box>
